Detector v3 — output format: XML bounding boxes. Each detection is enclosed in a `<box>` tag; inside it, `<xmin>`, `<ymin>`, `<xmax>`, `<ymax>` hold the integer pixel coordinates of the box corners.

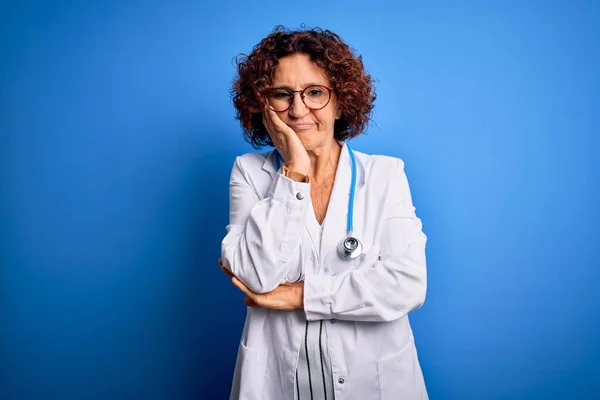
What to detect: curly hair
<box><xmin>231</xmin><ymin>25</ymin><xmax>376</xmax><ymax>148</ymax></box>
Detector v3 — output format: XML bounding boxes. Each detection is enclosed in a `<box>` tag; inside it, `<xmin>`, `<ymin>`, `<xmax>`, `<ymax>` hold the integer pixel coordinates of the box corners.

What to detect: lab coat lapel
<box><xmin>261</xmin><ymin>150</ymin><xmax>279</xmax><ymax>175</ymax></box>
<box><xmin>304</xmin><ymin>198</ymin><xmax>321</xmax><ymax>254</ymax></box>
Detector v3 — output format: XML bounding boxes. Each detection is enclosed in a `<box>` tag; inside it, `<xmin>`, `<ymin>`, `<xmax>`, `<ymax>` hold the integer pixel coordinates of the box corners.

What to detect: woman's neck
<box><xmin>307</xmin><ymin>140</ymin><xmax>342</xmax><ymax>183</ymax></box>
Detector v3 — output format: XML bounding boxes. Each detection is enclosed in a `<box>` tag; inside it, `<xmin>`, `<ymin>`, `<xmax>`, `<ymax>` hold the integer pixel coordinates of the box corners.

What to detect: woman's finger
<box><xmin>262</xmin><ymin>105</ymin><xmax>273</xmax><ymax>130</ymax></box>
<box><xmin>264</xmin><ymin>105</ymin><xmax>293</xmax><ymax>144</ymax></box>
<box><xmin>231</xmin><ymin>276</ymin><xmax>255</xmax><ymax>299</ymax></box>
<box><xmin>243</xmin><ymin>297</ymin><xmax>258</xmax><ymax>308</ymax></box>
<box><xmin>267</xmin><ymin>107</ymin><xmax>288</xmax><ymax>132</ymax></box>
<box><xmin>266</xmin><ymin>107</ymin><xmax>290</xmax><ymax>141</ymax></box>
<box><xmin>227</xmin><ymin>272</ymin><xmax>261</xmax><ymax>307</ymax></box>
<box><xmin>221</xmin><ymin>265</ymin><xmax>235</xmax><ymax>278</ymax></box>
<box><xmin>262</xmin><ymin>106</ymin><xmax>279</xmax><ymax>146</ymax></box>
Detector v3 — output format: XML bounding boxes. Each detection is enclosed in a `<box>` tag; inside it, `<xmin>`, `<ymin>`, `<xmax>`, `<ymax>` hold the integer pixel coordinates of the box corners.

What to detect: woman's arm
<box><xmin>303</xmin><ymin>159</ymin><xmax>427</xmax><ymax>322</ymax></box>
<box><xmin>220</xmin><ymin>155</ymin><xmax>311</xmax><ymax>294</ymax></box>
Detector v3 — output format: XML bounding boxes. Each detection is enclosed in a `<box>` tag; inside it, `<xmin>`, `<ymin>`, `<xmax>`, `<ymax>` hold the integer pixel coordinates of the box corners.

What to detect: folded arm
<box><xmin>221</xmin><ymin>156</ymin><xmax>310</xmax><ymax>293</ymax></box>
<box><xmin>303</xmin><ymin>159</ymin><xmax>427</xmax><ymax>322</ymax></box>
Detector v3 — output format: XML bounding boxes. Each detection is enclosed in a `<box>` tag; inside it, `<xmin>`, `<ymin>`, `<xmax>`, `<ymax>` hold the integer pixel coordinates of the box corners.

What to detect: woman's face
<box><xmin>270</xmin><ymin>53</ymin><xmax>340</xmax><ymax>151</ymax></box>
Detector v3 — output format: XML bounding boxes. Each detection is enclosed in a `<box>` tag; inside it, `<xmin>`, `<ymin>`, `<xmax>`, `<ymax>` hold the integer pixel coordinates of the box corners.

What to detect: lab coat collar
<box><xmin>262</xmin><ymin>148</ymin><xmax>280</xmax><ymax>175</ymax></box>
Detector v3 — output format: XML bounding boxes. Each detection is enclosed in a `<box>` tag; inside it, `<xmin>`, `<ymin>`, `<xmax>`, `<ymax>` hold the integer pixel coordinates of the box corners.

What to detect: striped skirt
<box><xmin>295</xmin><ymin>320</ymin><xmax>335</xmax><ymax>400</ymax></box>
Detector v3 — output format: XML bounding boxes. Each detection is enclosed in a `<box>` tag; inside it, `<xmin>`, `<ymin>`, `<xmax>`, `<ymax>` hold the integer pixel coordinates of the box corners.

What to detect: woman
<box><xmin>220</xmin><ymin>26</ymin><xmax>428</xmax><ymax>400</ymax></box>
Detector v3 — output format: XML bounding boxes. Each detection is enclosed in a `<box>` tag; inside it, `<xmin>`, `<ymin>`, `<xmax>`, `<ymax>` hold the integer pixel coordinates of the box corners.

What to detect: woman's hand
<box><xmin>219</xmin><ymin>258</ymin><xmax>304</xmax><ymax>311</ymax></box>
<box><xmin>262</xmin><ymin>106</ymin><xmax>310</xmax><ymax>175</ymax></box>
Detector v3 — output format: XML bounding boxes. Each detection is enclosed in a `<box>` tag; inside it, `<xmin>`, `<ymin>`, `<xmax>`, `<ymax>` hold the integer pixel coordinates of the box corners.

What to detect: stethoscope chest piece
<box><xmin>337</xmin><ymin>236</ymin><xmax>363</xmax><ymax>260</ymax></box>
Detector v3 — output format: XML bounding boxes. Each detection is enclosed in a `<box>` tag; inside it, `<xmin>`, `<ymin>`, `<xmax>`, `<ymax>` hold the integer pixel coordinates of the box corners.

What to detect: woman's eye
<box><xmin>307</xmin><ymin>89</ymin><xmax>323</xmax><ymax>97</ymax></box>
<box><xmin>272</xmin><ymin>91</ymin><xmax>292</xmax><ymax>99</ymax></box>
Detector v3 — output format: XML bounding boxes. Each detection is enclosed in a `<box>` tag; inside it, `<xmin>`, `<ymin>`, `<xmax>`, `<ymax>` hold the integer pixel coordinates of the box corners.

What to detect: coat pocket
<box><xmin>377</xmin><ymin>338</ymin><xmax>427</xmax><ymax>400</ymax></box>
<box><xmin>232</xmin><ymin>342</ymin><xmax>270</xmax><ymax>400</ymax></box>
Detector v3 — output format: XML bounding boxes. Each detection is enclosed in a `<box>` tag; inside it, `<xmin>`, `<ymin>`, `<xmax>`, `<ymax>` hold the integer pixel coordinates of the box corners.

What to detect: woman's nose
<box><xmin>289</xmin><ymin>92</ymin><xmax>310</xmax><ymax>118</ymax></box>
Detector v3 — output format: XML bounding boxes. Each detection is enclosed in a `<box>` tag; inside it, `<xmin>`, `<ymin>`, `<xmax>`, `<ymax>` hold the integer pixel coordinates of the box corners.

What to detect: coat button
<box><xmin>338</xmin><ymin>378</ymin><xmax>345</xmax><ymax>384</ymax></box>
<box><xmin>296</xmin><ymin>192</ymin><xmax>304</xmax><ymax>200</ymax></box>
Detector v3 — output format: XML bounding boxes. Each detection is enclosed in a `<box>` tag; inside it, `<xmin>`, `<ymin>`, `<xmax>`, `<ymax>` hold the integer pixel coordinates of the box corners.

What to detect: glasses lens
<box><xmin>268</xmin><ymin>89</ymin><xmax>293</xmax><ymax>111</ymax></box>
<box><xmin>303</xmin><ymin>85</ymin><xmax>330</xmax><ymax>109</ymax></box>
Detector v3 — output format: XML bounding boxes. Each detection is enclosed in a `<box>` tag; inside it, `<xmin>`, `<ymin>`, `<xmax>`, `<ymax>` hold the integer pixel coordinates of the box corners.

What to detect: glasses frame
<box><xmin>266</xmin><ymin>85</ymin><xmax>335</xmax><ymax>112</ymax></box>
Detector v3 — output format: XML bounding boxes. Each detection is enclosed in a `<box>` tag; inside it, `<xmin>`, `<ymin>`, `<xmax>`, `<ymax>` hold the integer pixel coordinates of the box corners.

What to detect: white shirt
<box><xmin>222</xmin><ymin>143</ymin><xmax>428</xmax><ymax>400</ymax></box>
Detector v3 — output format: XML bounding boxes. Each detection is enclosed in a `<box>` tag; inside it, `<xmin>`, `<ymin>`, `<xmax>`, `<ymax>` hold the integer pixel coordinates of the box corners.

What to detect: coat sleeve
<box><xmin>221</xmin><ymin>156</ymin><xmax>311</xmax><ymax>293</ymax></box>
<box><xmin>303</xmin><ymin>159</ymin><xmax>427</xmax><ymax>322</ymax></box>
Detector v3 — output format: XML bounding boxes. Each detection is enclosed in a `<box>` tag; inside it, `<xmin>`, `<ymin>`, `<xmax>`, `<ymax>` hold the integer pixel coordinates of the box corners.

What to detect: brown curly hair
<box><xmin>231</xmin><ymin>25</ymin><xmax>376</xmax><ymax>148</ymax></box>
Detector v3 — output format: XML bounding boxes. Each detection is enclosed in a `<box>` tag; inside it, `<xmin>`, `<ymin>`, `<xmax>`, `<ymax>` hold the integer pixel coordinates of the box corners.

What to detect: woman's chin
<box><xmin>299</xmin><ymin>138</ymin><xmax>336</xmax><ymax>154</ymax></box>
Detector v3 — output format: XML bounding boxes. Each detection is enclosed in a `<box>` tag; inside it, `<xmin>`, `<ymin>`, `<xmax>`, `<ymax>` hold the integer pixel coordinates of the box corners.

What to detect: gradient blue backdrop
<box><xmin>1</xmin><ymin>1</ymin><xmax>599</xmax><ymax>399</ymax></box>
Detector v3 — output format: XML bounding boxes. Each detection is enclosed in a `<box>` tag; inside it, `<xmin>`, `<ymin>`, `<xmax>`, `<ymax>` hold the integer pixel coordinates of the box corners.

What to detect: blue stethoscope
<box><xmin>274</xmin><ymin>143</ymin><xmax>363</xmax><ymax>260</ymax></box>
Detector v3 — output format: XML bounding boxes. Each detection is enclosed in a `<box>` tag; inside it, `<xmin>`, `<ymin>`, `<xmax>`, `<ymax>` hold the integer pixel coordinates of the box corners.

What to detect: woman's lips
<box><xmin>289</xmin><ymin>123</ymin><xmax>314</xmax><ymax>130</ymax></box>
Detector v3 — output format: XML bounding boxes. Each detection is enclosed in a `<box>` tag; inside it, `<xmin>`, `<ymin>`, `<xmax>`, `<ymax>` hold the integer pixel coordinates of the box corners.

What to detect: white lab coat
<box><xmin>221</xmin><ymin>143</ymin><xmax>428</xmax><ymax>400</ymax></box>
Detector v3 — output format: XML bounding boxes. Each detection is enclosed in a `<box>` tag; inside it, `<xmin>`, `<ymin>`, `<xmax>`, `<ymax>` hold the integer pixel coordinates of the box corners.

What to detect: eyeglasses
<box><xmin>266</xmin><ymin>85</ymin><xmax>334</xmax><ymax>112</ymax></box>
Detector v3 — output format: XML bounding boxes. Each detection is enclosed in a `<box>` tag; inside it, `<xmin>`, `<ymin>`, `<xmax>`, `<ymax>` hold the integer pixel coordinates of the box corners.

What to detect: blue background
<box><xmin>1</xmin><ymin>1</ymin><xmax>599</xmax><ymax>399</ymax></box>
